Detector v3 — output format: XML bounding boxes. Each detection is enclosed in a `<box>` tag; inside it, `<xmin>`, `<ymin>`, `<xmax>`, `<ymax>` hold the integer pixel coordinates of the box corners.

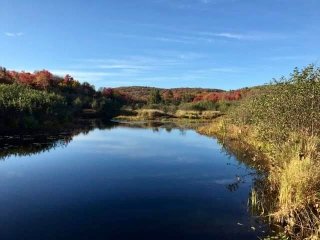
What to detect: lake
<box><xmin>0</xmin><ymin>121</ymin><xmax>267</xmax><ymax>240</ymax></box>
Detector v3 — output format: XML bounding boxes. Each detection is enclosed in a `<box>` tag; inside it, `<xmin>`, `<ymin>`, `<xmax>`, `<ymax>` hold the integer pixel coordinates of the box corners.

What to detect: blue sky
<box><xmin>1</xmin><ymin>0</ymin><xmax>320</xmax><ymax>90</ymax></box>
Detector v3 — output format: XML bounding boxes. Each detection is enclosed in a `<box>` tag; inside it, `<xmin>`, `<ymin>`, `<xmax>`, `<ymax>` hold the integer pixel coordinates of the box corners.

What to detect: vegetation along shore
<box><xmin>199</xmin><ymin>65</ymin><xmax>320</xmax><ymax>239</ymax></box>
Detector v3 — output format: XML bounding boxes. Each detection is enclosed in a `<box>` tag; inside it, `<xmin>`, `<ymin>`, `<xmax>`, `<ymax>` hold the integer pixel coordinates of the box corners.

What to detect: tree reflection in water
<box><xmin>0</xmin><ymin>120</ymin><xmax>118</xmax><ymax>160</ymax></box>
<box><xmin>0</xmin><ymin>120</ymin><xmax>204</xmax><ymax>161</ymax></box>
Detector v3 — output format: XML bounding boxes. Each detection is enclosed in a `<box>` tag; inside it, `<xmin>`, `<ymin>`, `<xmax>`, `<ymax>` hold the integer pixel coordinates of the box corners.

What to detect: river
<box><xmin>0</xmin><ymin>121</ymin><xmax>268</xmax><ymax>239</ymax></box>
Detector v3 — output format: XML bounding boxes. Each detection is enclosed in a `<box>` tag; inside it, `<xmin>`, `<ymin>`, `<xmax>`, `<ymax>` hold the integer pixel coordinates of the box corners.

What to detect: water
<box><xmin>0</xmin><ymin>122</ymin><xmax>266</xmax><ymax>239</ymax></box>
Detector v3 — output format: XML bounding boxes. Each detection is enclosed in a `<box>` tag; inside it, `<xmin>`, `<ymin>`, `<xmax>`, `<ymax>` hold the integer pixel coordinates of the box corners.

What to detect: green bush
<box><xmin>179</xmin><ymin>101</ymin><xmax>217</xmax><ymax>111</ymax></box>
<box><xmin>231</xmin><ymin>64</ymin><xmax>320</xmax><ymax>143</ymax></box>
<box><xmin>0</xmin><ymin>84</ymin><xmax>68</xmax><ymax>128</ymax></box>
<box><xmin>178</xmin><ymin>100</ymin><xmax>235</xmax><ymax>112</ymax></box>
<box><xmin>95</xmin><ymin>98</ymin><xmax>121</xmax><ymax>119</ymax></box>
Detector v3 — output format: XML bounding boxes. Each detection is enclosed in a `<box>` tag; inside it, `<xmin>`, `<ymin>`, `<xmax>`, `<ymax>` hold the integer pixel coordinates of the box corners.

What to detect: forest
<box><xmin>0</xmin><ymin>67</ymin><xmax>131</xmax><ymax>129</ymax></box>
<box><xmin>0</xmin><ymin>66</ymin><xmax>246</xmax><ymax>128</ymax></box>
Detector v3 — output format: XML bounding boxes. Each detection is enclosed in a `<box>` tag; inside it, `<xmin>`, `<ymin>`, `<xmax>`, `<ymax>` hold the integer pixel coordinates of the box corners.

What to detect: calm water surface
<box><xmin>0</xmin><ymin>122</ymin><xmax>266</xmax><ymax>239</ymax></box>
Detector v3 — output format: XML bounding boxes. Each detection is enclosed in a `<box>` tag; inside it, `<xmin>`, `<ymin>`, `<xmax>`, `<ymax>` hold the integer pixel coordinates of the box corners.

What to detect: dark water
<box><xmin>0</xmin><ymin>122</ymin><xmax>266</xmax><ymax>240</ymax></box>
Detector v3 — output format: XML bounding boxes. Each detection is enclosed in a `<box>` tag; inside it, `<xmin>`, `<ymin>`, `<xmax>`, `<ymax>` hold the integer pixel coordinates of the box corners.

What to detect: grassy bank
<box><xmin>199</xmin><ymin>65</ymin><xmax>320</xmax><ymax>240</ymax></box>
<box><xmin>199</xmin><ymin>120</ymin><xmax>320</xmax><ymax>239</ymax></box>
<box><xmin>114</xmin><ymin>109</ymin><xmax>222</xmax><ymax>121</ymax></box>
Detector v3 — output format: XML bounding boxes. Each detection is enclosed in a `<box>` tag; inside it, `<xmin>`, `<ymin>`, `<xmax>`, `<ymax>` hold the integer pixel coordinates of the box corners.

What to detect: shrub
<box><xmin>231</xmin><ymin>65</ymin><xmax>320</xmax><ymax>144</ymax></box>
<box><xmin>0</xmin><ymin>84</ymin><xmax>68</xmax><ymax>127</ymax></box>
<box><xmin>228</xmin><ymin>65</ymin><xmax>320</xmax><ymax>238</ymax></box>
<box><xmin>179</xmin><ymin>101</ymin><xmax>218</xmax><ymax>111</ymax></box>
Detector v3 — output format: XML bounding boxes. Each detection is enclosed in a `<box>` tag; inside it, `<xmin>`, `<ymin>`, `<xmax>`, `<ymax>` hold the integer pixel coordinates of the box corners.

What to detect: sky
<box><xmin>1</xmin><ymin>0</ymin><xmax>320</xmax><ymax>90</ymax></box>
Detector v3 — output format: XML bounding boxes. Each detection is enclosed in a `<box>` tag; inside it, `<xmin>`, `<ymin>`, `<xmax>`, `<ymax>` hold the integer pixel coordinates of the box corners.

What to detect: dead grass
<box><xmin>175</xmin><ymin>110</ymin><xmax>222</xmax><ymax>119</ymax></box>
<box><xmin>137</xmin><ymin>109</ymin><xmax>174</xmax><ymax>120</ymax></box>
<box><xmin>199</xmin><ymin>119</ymin><xmax>320</xmax><ymax>239</ymax></box>
<box><xmin>114</xmin><ymin>109</ymin><xmax>173</xmax><ymax>121</ymax></box>
<box><xmin>115</xmin><ymin>109</ymin><xmax>222</xmax><ymax>121</ymax></box>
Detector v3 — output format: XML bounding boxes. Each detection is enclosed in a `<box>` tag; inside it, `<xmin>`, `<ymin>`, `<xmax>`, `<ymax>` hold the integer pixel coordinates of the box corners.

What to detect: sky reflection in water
<box><xmin>0</xmin><ymin>125</ymin><xmax>264</xmax><ymax>240</ymax></box>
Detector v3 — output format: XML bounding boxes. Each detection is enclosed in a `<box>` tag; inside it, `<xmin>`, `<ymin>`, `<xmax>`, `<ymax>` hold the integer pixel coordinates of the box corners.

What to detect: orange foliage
<box><xmin>193</xmin><ymin>90</ymin><xmax>243</xmax><ymax>102</ymax></box>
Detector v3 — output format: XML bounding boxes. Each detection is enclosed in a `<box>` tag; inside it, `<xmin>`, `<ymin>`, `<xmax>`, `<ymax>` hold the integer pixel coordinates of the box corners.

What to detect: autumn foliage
<box><xmin>0</xmin><ymin>67</ymin><xmax>131</xmax><ymax>105</ymax></box>
<box><xmin>193</xmin><ymin>90</ymin><xmax>243</xmax><ymax>102</ymax></box>
<box><xmin>0</xmin><ymin>66</ymin><xmax>248</xmax><ymax>128</ymax></box>
<box><xmin>0</xmin><ymin>67</ymin><xmax>133</xmax><ymax>128</ymax></box>
<box><xmin>114</xmin><ymin>86</ymin><xmax>246</xmax><ymax>104</ymax></box>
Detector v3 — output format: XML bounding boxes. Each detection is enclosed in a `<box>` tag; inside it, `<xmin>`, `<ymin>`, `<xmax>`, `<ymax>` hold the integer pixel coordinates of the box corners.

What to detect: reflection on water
<box><xmin>0</xmin><ymin>120</ymin><xmax>205</xmax><ymax>161</ymax></box>
<box><xmin>0</xmin><ymin>120</ymin><xmax>269</xmax><ymax>240</ymax></box>
<box><xmin>0</xmin><ymin>120</ymin><xmax>116</xmax><ymax>160</ymax></box>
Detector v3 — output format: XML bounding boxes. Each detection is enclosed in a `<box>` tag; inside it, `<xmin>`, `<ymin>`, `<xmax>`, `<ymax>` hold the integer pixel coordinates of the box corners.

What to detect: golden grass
<box><xmin>137</xmin><ymin>109</ymin><xmax>174</xmax><ymax>120</ymax></box>
<box><xmin>115</xmin><ymin>109</ymin><xmax>222</xmax><ymax>121</ymax></box>
<box><xmin>114</xmin><ymin>109</ymin><xmax>173</xmax><ymax>121</ymax></box>
<box><xmin>199</xmin><ymin>119</ymin><xmax>320</xmax><ymax>239</ymax></box>
<box><xmin>175</xmin><ymin>110</ymin><xmax>222</xmax><ymax>119</ymax></box>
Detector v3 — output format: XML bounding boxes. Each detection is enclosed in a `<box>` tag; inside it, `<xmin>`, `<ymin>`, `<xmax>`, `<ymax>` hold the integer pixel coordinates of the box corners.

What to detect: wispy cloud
<box><xmin>105</xmin><ymin>22</ymin><xmax>284</xmax><ymax>44</ymax></box>
<box><xmin>212</xmin><ymin>32</ymin><xmax>248</xmax><ymax>40</ymax></box>
<box><xmin>50</xmin><ymin>55</ymin><xmax>182</xmax><ymax>85</ymax></box>
<box><xmin>47</xmin><ymin>52</ymin><xmax>246</xmax><ymax>88</ymax></box>
<box><xmin>199</xmin><ymin>31</ymin><xmax>286</xmax><ymax>41</ymax></box>
<box><xmin>265</xmin><ymin>55</ymin><xmax>317</xmax><ymax>61</ymax></box>
<box><xmin>207</xmin><ymin>67</ymin><xmax>245</xmax><ymax>73</ymax></box>
<box><xmin>51</xmin><ymin>70</ymin><xmax>124</xmax><ymax>78</ymax></box>
<box><xmin>134</xmin><ymin>66</ymin><xmax>246</xmax><ymax>85</ymax></box>
<box><xmin>106</xmin><ymin>32</ymin><xmax>193</xmax><ymax>44</ymax></box>
<box><xmin>96</xmin><ymin>64</ymin><xmax>150</xmax><ymax>70</ymax></box>
<box><xmin>51</xmin><ymin>69</ymin><xmax>144</xmax><ymax>86</ymax></box>
<box><xmin>156</xmin><ymin>0</ymin><xmax>237</xmax><ymax>9</ymax></box>
<box><xmin>75</xmin><ymin>55</ymin><xmax>184</xmax><ymax>69</ymax></box>
<box><xmin>4</xmin><ymin>32</ymin><xmax>24</xmax><ymax>37</ymax></box>
<box><xmin>106</xmin><ymin>32</ymin><xmax>217</xmax><ymax>44</ymax></box>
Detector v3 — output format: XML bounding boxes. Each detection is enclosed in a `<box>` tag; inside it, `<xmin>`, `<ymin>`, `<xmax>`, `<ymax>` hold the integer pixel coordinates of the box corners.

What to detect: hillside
<box><xmin>114</xmin><ymin>86</ymin><xmax>225</xmax><ymax>102</ymax></box>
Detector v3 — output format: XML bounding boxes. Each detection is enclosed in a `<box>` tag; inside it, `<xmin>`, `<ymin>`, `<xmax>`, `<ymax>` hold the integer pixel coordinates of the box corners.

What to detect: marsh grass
<box><xmin>115</xmin><ymin>109</ymin><xmax>222</xmax><ymax>121</ymax></box>
<box><xmin>200</xmin><ymin>119</ymin><xmax>320</xmax><ymax>239</ymax></box>
<box><xmin>175</xmin><ymin>110</ymin><xmax>222</xmax><ymax>119</ymax></box>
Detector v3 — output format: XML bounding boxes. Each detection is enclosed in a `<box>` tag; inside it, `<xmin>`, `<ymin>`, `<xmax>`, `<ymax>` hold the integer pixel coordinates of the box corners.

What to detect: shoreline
<box><xmin>197</xmin><ymin>118</ymin><xmax>320</xmax><ymax>239</ymax></box>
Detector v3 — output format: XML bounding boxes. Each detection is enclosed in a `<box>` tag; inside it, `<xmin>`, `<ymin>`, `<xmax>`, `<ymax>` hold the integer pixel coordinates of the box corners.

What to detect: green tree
<box><xmin>149</xmin><ymin>89</ymin><xmax>162</xmax><ymax>104</ymax></box>
<box><xmin>163</xmin><ymin>90</ymin><xmax>174</xmax><ymax>104</ymax></box>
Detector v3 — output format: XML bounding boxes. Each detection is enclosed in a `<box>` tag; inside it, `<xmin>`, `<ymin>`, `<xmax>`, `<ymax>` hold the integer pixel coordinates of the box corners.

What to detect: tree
<box><xmin>181</xmin><ymin>92</ymin><xmax>193</xmax><ymax>102</ymax></box>
<box><xmin>34</xmin><ymin>70</ymin><xmax>52</xmax><ymax>89</ymax></box>
<box><xmin>0</xmin><ymin>67</ymin><xmax>13</xmax><ymax>84</ymax></box>
<box><xmin>18</xmin><ymin>72</ymin><xmax>35</xmax><ymax>86</ymax></box>
<box><xmin>101</xmin><ymin>88</ymin><xmax>114</xmax><ymax>98</ymax></box>
<box><xmin>149</xmin><ymin>89</ymin><xmax>162</xmax><ymax>104</ymax></box>
<box><xmin>163</xmin><ymin>90</ymin><xmax>174</xmax><ymax>104</ymax></box>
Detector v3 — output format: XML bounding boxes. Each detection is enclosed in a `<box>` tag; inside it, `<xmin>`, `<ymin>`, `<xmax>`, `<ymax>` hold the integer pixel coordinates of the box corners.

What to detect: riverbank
<box><xmin>114</xmin><ymin>109</ymin><xmax>223</xmax><ymax>121</ymax></box>
<box><xmin>198</xmin><ymin>117</ymin><xmax>320</xmax><ymax>240</ymax></box>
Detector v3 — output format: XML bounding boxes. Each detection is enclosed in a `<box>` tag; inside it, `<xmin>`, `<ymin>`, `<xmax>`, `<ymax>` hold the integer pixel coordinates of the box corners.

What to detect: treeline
<box><xmin>0</xmin><ymin>67</ymin><xmax>131</xmax><ymax>128</ymax></box>
<box><xmin>115</xmin><ymin>86</ymin><xmax>248</xmax><ymax>113</ymax></box>
<box><xmin>114</xmin><ymin>86</ymin><xmax>223</xmax><ymax>103</ymax></box>
<box><xmin>0</xmin><ymin>66</ymin><xmax>250</xmax><ymax>128</ymax></box>
<box><xmin>116</xmin><ymin>86</ymin><xmax>246</xmax><ymax>104</ymax></box>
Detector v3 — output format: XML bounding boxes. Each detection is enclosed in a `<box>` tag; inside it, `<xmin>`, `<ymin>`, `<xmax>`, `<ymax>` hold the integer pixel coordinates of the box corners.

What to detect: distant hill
<box><xmin>113</xmin><ymin>86</ymin><xmax>224</xmax><ymax>102</ymax></box>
